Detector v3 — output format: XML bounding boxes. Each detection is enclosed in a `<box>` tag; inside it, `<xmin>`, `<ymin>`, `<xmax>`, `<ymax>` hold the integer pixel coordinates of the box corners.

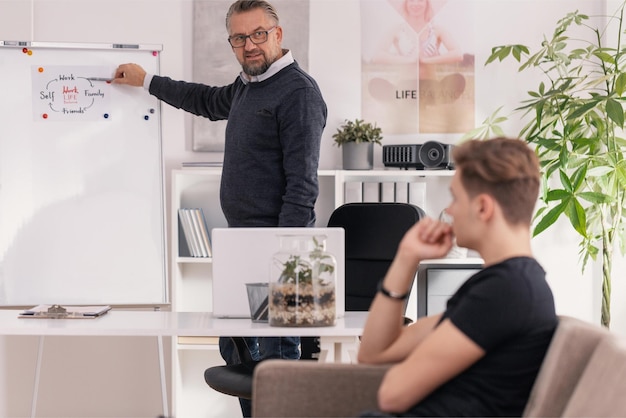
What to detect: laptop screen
<box><xmin>211</xmin><ymin>227</ymin><xmax>345</xmax><ymax>318</ymax></box>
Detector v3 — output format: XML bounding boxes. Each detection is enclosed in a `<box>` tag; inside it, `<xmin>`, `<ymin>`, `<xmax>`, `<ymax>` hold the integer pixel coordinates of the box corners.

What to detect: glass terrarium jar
<box><xmin>269</xmin><ymin>234</ymin><xmax>336</xmax><ymax>327</ymax></box>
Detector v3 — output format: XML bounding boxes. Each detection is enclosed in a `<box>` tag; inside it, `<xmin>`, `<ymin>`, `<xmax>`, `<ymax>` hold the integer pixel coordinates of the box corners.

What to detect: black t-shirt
<box><xmin>405</xmin><ymin>257</ymin><xmax>557</xmax><ymax>417</ymax></box>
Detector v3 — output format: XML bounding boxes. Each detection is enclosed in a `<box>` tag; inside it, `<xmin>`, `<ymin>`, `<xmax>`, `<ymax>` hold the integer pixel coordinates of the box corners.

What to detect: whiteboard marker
<box><xmin>113</xmin><ymin>43</ymin><xmax>139</xmax><ymax>49</ymax></box>
<box><xmin>1</xmin><ymin>40</ymin><xmax>28</xmax><ymax>46</ymax></box>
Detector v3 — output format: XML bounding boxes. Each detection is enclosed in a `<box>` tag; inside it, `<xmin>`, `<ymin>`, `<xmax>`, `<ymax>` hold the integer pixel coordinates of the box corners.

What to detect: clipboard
<box><xmin>19</xmin><ymin>304</ymin><xmax>112</xmax><ymax>319</ymax></box>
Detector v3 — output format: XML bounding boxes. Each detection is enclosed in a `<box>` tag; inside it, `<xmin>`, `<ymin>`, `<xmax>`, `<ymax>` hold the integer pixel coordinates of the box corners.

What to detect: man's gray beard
<box><xmin>243</xmin><ymin>61</ymin><xmax>270</xmax><ymax>77</ymax></box>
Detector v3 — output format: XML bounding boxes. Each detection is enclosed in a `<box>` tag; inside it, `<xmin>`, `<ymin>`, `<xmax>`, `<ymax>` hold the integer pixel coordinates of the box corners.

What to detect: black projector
<box><xmin>382</xmin><ymin>141</ymin><xmax>454</xmax><ymax>170</ymax></box>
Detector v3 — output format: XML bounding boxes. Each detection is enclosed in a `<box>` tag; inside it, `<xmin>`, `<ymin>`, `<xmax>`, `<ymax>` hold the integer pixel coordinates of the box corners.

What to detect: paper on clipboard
<box><xmin>19</xmin><ymin>304</ymin><xmax>112</xmax><ymax>319</ymax></box>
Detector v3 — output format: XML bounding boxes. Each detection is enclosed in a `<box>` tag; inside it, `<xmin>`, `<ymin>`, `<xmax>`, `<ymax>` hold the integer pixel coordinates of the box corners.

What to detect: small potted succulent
<box><xmin>333</xmin><ymin>119</ymin><xmax>383</xmax><ymax>170</ymax></box>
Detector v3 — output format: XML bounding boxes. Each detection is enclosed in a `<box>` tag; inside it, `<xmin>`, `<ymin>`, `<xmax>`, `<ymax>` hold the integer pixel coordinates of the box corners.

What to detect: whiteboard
<box><xmin>0</xmin><ymin>41</ymin><xmax>167</xmax><ymax>306</ymax></box>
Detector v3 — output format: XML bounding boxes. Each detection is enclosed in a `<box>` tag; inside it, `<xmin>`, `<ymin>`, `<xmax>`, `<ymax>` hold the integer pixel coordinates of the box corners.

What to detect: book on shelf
<box><xmin>182</xmin><ymin>208</ymin><xmax>202</xmax><ymax>257</ymax></box>
<box><xmin>178</xmin><ymin>208</ymin><xmax>212</xmax><ymax>257</ymax></box>
<box><xmin>195</xmin><ymin>208</ymin><xmax>212</xmax><ymax>257</ymax></box>
<box><xmin>177</xmin><ymin>216</ymin><xmax>192</xmax><ymax>257</ymax></box>
<box><xmin>178</xmin><ymin>208</ymin><xmax>200</xmax><ymax>257</ymax></box>
<box><xmin>187</xmin><ymin>208</ymin><xmax>208</xmax><ymax>257</ymax></box>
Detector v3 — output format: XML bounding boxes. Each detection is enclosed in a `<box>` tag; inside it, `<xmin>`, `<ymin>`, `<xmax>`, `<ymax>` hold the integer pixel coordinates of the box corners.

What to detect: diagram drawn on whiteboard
<box><xmin>32</xmin><ymin>65</ymin><xmax>112</xmax><ymax>121</ymax></box>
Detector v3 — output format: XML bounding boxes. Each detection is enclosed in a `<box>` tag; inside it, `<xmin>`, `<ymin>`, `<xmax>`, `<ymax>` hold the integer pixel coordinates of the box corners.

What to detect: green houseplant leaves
<box><xmin>332</xmin><ymin>119</ymin><xmax>383</xmax><ymax>146</ymax></box>
<box><xmin>468</xmin><ymin>3</ymin><xmax>626</xmax><ymax>327</ymax></box>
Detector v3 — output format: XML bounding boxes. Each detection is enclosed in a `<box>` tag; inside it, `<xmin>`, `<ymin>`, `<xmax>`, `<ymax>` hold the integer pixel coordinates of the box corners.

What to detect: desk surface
<box><xmin>0</xmin><ymin>310</ymin><xmax>368</xmax><ymax>337</ymax></box>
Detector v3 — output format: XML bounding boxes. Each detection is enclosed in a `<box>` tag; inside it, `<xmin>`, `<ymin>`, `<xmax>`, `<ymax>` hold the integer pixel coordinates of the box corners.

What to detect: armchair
<box><xmin>252</xmin><ymin>316</ymin><xmax>614</xmax><ymax>417</ymax></box>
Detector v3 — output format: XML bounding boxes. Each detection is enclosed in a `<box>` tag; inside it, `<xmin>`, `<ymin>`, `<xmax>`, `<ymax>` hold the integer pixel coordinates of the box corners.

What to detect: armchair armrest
<box><xmin>252</xmin><ymin>360</ymin><xmax>390</xmax><ymax>418</ymax></box>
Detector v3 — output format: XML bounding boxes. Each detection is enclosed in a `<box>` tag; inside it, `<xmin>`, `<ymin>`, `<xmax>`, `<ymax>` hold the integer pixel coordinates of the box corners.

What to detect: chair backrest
<box><xmin>327</xmin><ymin>202</ymin><xmax>424</xmax><ymax>311</ymax></box>
<box><xmin>561</xmin><ymin>334</ymin><xmax>626</xmax><ymax>417</ymax></box>
<box><xmin>522</xmin><ymin>315</ymin><xmax>612</xmax><ymax>417</ymax></box>
<box><xmin>252</xmin><ymin>359</ymin><xmax>390</xmax><ymax>418</ymax></box>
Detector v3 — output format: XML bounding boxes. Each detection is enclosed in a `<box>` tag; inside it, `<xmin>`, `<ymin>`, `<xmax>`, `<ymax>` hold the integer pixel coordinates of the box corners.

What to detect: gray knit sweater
<box><xmin>149</xmin><ymin>62</ymin><xmax>327</xmax><ymax>227</ymax></box>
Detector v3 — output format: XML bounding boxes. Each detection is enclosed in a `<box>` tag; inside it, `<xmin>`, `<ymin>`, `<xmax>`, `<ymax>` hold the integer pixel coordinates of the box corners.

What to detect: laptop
<box><xmin>211</xmin><ymin>227</ymin><xmax>345</xmax><ymax>319</ymax></box>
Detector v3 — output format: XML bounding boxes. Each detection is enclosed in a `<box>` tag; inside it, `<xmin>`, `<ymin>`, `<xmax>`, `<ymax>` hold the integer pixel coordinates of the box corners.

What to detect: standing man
<box><xmin>113</xmin><ymin>1</ymin><xmax>327</xmax><ymax>416</ymax></box>
<box><xmin>358</xmin><ymin>138</ymin><xmax>557</xmax><ymax>417</ymax></box>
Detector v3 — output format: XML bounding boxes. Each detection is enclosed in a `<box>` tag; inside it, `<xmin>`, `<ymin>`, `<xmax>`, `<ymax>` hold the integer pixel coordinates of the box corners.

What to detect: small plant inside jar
<box><xmin>269</xmin><ymin>236</ymin><xmax>336</xmax><ymax>327</ymax></box>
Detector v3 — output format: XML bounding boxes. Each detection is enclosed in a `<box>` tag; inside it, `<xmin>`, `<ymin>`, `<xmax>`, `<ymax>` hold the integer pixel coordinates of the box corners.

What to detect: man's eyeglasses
<box><xmin>228</xmin><ymin>27</ymin><xmax>276</xmax><ymax>48</ymax></box>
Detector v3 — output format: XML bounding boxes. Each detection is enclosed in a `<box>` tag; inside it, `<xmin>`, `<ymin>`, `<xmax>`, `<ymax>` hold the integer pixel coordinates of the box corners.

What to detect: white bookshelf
<box><xmin>170</xmin><ymin>168</ymin><xmax>233</xmax><ymax>417</ymax></box>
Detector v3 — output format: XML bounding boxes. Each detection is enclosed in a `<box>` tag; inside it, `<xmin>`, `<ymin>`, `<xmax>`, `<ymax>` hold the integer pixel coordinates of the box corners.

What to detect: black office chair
<box><xmin>204</xmin><ymin>337</ymin><xmax>256</xmax><ymax>399</ymax></box>
<box><xmin>204</xmin><ymin>202</ymin><xmax>424</xmax><ymax>400</ymax></box>
<box><xmin>328</xmin><ymin>202</ymin><xmax>424</xmax><ymax>313</ymax></box>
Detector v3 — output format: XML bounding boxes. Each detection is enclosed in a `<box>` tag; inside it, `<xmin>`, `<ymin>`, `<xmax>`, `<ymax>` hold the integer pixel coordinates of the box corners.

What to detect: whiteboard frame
<box><xmin>0</xmin><ymin>41</ymin><xmax>169</xmax><ymax>307</ymax></box>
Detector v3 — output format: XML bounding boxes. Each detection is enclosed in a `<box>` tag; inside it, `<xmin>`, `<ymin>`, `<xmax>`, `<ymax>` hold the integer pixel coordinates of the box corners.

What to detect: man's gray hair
<box><xmin>226</xmin><ymin>0</ymin><xmax>280</xmax><ymax>30</ymax></box>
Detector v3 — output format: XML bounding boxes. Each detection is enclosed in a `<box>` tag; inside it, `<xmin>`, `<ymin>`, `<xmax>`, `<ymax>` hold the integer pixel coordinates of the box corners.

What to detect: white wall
<box><xmin>0</xmin><ymin>0</ymin><xmax>625</xmax><ymax>416</ymax></box>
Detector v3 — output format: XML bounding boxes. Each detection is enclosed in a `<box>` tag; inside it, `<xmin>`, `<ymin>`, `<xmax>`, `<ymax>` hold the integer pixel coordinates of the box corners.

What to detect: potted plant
<box><xmin>333</xmin><ymin>119</ymin><xmax>383</xmax><ymax>170</ymax></box>
<box><xmin>465</xmin><ymin>2</ymin><xmax>626</xmax><ymax>327</ymax></box>
<box><xmin>269</xmin><ymin>235</ymin><xmax>336</xmax><ymax>327</ymax></box>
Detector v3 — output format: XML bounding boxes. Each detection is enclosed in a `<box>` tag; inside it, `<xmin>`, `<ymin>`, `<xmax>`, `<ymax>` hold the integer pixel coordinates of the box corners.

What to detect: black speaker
<box><xmin>383</xmin><ymin>141</ymin><xmax>454</xmax><ymax>170</ymax></box>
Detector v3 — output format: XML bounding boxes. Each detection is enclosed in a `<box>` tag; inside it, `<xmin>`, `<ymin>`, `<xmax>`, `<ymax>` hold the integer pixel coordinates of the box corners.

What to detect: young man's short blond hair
<box><xmin>452</xmin><ymin>138</ymin><xmax>540</xmax><ymax>226</ymax></box>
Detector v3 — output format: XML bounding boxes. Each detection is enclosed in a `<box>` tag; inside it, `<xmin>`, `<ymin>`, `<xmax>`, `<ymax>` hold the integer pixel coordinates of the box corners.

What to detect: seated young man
<box><xmin>358</xmin><ymin>137</ymin><xmax>557</xmax><ymax>417</ymax></box>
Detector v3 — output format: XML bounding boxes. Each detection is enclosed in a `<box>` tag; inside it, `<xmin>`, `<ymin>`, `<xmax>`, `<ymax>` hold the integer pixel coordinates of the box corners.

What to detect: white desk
<box><xmin>0</xmin><ymin>310</ymin><xmax>367</xmax><ymax>337</ymax></box>
<box><xmin>0</xmin><ymin>310</ymin><xmax>368</xmax><ymax>418</ymax></box>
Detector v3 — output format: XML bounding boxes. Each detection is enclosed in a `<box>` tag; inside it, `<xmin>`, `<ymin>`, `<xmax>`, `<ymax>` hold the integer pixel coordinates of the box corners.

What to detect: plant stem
<box><xmin>601</xmin><ymin>210</ymin><xmax>612</xmax><ymax>328</ymax></box>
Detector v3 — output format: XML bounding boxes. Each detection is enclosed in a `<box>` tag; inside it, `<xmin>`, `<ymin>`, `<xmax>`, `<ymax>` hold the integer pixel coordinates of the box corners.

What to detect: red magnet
<box><xmin>42</xmin><ymin>113</ymin><xmax>48</xmax><ymax>119</ymax></box>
